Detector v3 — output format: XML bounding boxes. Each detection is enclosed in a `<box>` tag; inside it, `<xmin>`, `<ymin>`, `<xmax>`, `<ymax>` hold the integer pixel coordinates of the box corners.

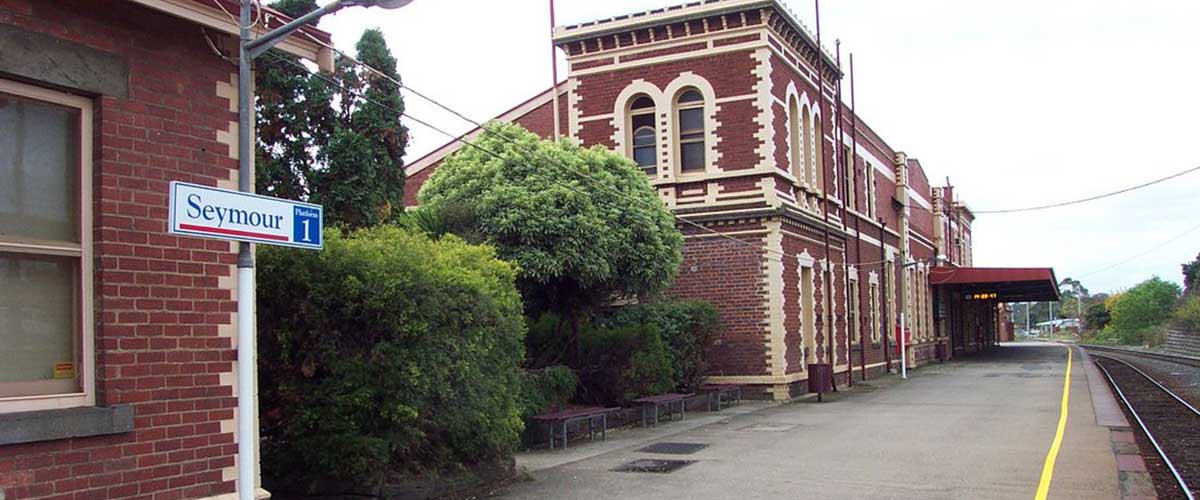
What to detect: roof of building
<box><xmin>404</xmin><ymin>85</ymin><xmax>569</xmax><ymax>177</ymax></box>
<box><xmin>553</xmin><ymin>0</ymin><xmax>839</xmax><ymax>74</ymax></box>
<box><xmin>127</xmin><ymin>0</ymin><xmax>333</xmax><ymax>67</ymax></box>
<box><xmin>930</xmin><ymin>267</ymin><xmax>1060</xmax><ymax>302</ymax></box>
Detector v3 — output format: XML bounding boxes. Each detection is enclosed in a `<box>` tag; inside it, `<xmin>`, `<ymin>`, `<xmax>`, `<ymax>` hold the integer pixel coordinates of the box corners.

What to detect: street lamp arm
<box><xmin>244</xmin><ymin>0</ymin><xmax>346</xmax><ymax>61</ymax></box>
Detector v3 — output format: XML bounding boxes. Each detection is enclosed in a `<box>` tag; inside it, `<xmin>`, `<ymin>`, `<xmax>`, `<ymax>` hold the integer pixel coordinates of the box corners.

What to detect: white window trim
<box><xmin>0</xmin><ymin>78</ymin><xmax>95</xmax><ymax>413</ymax></box>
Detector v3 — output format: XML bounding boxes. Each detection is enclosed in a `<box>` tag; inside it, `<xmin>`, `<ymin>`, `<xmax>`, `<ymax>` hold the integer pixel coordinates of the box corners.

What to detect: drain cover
<box><xmin>738</xmin><ymin>423</ymin><xmax>798</xmax><ymax>432</ymax></box>
<box><xmin>637</xmin><ymin>442</ymin><xmax>708</xmax><ymax>455</ymax></box>
<box><xmin>613</xmin><ymin>459</ymin><xmax>696</xmax><ymax>474</ymax></box>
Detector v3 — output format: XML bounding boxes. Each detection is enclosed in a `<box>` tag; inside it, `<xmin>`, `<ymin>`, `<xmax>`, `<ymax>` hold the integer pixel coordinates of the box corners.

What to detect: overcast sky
<box><xmin>315</xmin><ymin>0</ymin><xmax>1200</xmax><ymax>296</ymax></box>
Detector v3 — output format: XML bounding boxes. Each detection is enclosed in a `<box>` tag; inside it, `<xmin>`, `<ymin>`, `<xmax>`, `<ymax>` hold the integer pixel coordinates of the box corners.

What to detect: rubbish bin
<box><xmin>807</xmin><ymin>363</ymin><xmax>832</xmax><ymax>394</ymax></box>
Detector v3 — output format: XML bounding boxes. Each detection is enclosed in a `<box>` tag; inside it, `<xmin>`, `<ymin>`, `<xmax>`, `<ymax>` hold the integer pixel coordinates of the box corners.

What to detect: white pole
<box><xmin>236</xmin><ymin>267</ymin><xmax>255</xmax><ymax>500</ymax></box>
<box><xmin>899</xmin><ymin>311</ymin><xmax>907</xmax><ymax>379</ymax></box>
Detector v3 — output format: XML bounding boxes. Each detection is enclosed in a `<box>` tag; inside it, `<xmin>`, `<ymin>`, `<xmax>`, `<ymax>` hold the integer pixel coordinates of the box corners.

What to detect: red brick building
<box><xmin>0</xmin><ymin>1</ymin><xmax>330</xmax><ymax>498</ymax></box>
<box><xmin>410</xmin><ymin>0</ymin><xmax>1058</xmax><ymax>400</ymax></box>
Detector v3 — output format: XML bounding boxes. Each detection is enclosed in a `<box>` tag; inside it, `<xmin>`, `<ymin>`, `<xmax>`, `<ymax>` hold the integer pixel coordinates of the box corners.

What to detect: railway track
<box><xmin>1081</xmin><ymin>343</ymin><xmax>1200</xmax><ymax>368</ymax></box>
<box><xmin>1092</xmin><ymin>353</ymin><xmax>1200</xmax><ymax>500</ymax></box>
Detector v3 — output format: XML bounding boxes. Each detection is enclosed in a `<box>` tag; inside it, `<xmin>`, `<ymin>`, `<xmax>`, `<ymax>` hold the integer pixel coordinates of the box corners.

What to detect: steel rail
<box><xmin>1082</xmin><ymin>344</ymin><xmax>1200</xmax><ymax>369</ymax></box>
<box><xmin>1092</xmin><ymin>353</ymin><xmax>1197</xmax><ymax>500</ymax></box>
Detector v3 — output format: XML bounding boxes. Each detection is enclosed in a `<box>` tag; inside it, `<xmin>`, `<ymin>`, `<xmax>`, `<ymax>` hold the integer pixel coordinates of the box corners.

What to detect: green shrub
<box><xmin>577</xmin><ymin>322</ymin><xmax>673</xmax><ymax>404</ymax></box>
<box><xmin>519</xmin><ymin>366</ymin><xmax>578</xmax><ymax>418</ymax></box>
<box><xmin>605</xmin><ymin>300</ymin><xmax>720</xmax><ymax>390</ymax></box>
<box><xmin>1174</xmin><ymin>295</ymin><xmax>1200</xmax><ymax>331</ymax></box>
<box><xmin>257</xmin><ymin>226</ymin><xmax>526</xmax><ymax>493</ymax></box>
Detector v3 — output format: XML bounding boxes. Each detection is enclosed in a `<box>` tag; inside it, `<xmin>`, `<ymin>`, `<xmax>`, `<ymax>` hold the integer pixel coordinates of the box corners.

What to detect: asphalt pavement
<box><xmin>496</xmin><ymin>343</ymin><xmax>1119</xmax><ymax>500</ymax></box>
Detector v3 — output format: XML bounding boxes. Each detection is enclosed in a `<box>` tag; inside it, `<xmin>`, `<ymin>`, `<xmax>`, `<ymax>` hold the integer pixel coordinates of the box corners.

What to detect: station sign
<box><xmin>964</xmin><ymin>292</ymin><xmax>998</xmax><ymax>301</ymax></box>
<box><xmin>168</xmin><ymin>181</ymin><xmax>323</xmax><ymax>250</ymax></box>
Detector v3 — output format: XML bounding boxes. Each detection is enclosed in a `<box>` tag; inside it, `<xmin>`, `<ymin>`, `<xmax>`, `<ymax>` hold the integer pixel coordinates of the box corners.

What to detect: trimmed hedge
<box><xmin>257</xmin><ymin>226</ymin><xmax>526</xmax><ymax>494</ymax></box>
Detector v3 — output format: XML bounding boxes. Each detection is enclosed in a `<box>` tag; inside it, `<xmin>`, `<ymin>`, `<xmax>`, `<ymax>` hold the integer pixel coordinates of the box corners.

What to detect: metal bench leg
<box><xmin>601</xmin><ymin>414</ymin><xmax>607</xmax><ymax>441</ymax></box>
<box><xmin>589</xmin><ymin>417</ymin><xmax>594</xmax><ymax>441</ymax></box>
<box><xmin>562</xmin><ymin>421</ymin><xmax>568</xmax><ymax>450</ymax></box>
<box><xmin>680</xmin><ymin>400</ymin><xmax>686</xmax><ymax>420</ymax></box>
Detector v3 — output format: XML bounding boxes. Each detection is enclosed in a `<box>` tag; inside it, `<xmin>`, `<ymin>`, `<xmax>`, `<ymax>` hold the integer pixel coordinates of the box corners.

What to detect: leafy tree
<box><xmin>1183</xmin><ymin>252</ymin><xmax>1200</xmax><ymax>296</ymax></box>
<box><xmin>1083</xmin><ymin>302</ymin><xmax>1111</xmax><ymax>331</ymax></box>
<box><xmin>317</xmin><ymin>29</ymin><xmax>407</xmax><ymax>228</ymax></box>
<box><xmin>1058</xmin><ymin>277</ymin><xmax>1088</xmax><ymax>299</ymax></box>
<box><xmin>256</xmin><ymin>0</ymin><xmax>335</xmax><ymax>201</ymax></box>
<box><xmin>255</xmin><ymin>12</ymin><xmax>407</xmax><ymax>229</ymax></box>
<box><xmin>417</xmin><ymin>122</ymin><xmax>683</xmax><ymax>357</ymax></box>
<box><xmin>1106</xmin><ymin>277</ymin><xmax>1181</xmax><ymax>343</ymax></box>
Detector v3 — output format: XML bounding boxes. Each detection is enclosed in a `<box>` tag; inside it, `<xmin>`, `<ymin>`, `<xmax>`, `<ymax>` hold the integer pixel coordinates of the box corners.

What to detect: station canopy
<box><xmin>929</xmin><ymin>267</ymin><xmax>1060</xmax><ymax>302</ymax></box>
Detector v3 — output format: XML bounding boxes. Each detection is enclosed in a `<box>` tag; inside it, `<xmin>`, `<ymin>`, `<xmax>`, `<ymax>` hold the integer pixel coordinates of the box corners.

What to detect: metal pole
<box><xmin>236</xmin><ymin>3</ymin><xmax>256</xmax><ymax>500</ymax></box>
<box><xmin>849</xmin><ymin>53</ymin><xmax>865</xmax><ymax>381</ymax></box>
<box><xmin>549</xmin><ymin>0</ymin><xmax>561</xmax><ymax>140</ymax></box>
<box><xmin>814</xmin><ymin>0</ymin><xmax>837</xmax><ymax>392</ymax></box>
<box><xmin>835</xmin><ymin>39</ymin><xmax>850</xmax><ymax>389</ymax></box>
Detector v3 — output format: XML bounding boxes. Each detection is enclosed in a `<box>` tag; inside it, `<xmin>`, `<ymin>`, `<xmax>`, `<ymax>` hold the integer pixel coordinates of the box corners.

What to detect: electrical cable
<box><xmin>263</xmin><ymin>50</ymin><xmax>909</xmax><ymax>271</ymax></box>
<box><xmin>972</xmin><ymin>166</ymin><xmax>1200</xmax><ymax>214</ymax></box>
<box><xmin>1075</xmin><ymin>220</ymin><xmax>1200</xmax><ymax>279</ymax></box>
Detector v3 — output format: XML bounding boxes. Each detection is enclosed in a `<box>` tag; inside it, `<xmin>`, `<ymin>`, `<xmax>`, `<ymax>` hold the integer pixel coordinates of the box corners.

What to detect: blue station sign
<box><xmin>168</xmin><ymin>181</ymin><xmax>323</xmax><ymax>250</ymax></box>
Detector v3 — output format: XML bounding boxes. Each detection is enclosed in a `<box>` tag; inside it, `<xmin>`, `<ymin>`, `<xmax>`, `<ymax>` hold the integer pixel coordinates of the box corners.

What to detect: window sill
<box><xmin>0</xmin><ymin>405</ymin><xmax>134</xmax><ymax>445</ymax></box>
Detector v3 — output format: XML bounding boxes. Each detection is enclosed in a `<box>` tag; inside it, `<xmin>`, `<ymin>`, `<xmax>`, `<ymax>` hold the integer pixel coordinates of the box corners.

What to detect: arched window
<box><xmin>801</xmin><ymin>105</ymin><xmax>813</xmax><ymax>186</ymax></box>
<box><xmin>628</xmin><ymin>95</ymin><xmax>656</xmax><ymax>175</ymax></box>
<box><xmin>813</xmin><ymin>114</ymin><xmax>824</xmax><ymax>191</ymax></box>
<box><xmin>788</xmin><ymin>96</ymin><xmax>802</xmax><ymax>178</ymax></box>
<box><xmin>676</xmin><ymin>89</ymin><xmax>705</xmax><ymax>173</ymax></box>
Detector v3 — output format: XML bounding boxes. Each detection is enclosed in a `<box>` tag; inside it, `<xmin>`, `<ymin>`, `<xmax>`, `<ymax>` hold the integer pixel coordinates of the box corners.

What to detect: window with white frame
<box><xmin>869</xmin><ymin>281</ymin><xmax>880</xmax><ymax>343</ymax></box>
<box><xmin>844</xmin><ymin>145</ymin><xmax>855</xmax><ymax>210</ymax></box>
<box><xmin>813</xmin><ymin>115</ymin><xmax>824</xmax><ymax>191</ymax></box>
<box><xmin>0</xmin><ymin>79</ymin><xmax>94</xmax><ymax>411</ymax></box>
<box><xmin>801</xmin><ymin>264</ymin><xmax>816</xmax><ymax>364</ymax></box>
<box><xmin>628</xmin><ymin>95</ymin><xmax>657</xmax><ymax>175</ymax></box>
<box><xmin>675</xmin><ymin>89</ymin><xmax>705</xmax><ymax>173</ymax></box>
<box><xmin>849</xmin><ymin>275</ymin><xmax>860</xmax><ymax>344</ymax></box>
<box><xmin>788</xmin><ymin>96</ymin><xmax>802</xmax><ymax>179</ymax></box>
<box><xmin>801</xmin><ymin>106</ymin><xmax>814</xmax><ymax>187</ymax></box>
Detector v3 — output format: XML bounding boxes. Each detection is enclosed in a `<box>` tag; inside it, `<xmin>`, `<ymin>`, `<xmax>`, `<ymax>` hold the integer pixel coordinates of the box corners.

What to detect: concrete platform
<box><xmin>497</xmin><ymin>343</ymin><xmax>1120</xmax><ymax>499</ymax></box>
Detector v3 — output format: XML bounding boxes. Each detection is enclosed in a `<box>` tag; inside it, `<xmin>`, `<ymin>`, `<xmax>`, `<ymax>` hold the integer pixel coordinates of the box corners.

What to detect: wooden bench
<box><xmin>530</xmin><ymin>406</ymin><xmax>618</xmax><ymax>449</ymax></box>
<box><xmin>700</xmin><ymin>384</ymin><xmax>742</xmax><ymax>411</ymax></box>
<box><xmin>632</xmin><ymin>393</ymin><xmax>693</xmax><ymax>427</ymax></box>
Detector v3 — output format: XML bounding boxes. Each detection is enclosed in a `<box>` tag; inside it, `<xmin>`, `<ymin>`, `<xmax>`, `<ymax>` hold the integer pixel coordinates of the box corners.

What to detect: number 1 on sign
<box><xmin>300</xmin><ymin>219</ymin><xmax>311</xmax><ymax>242</ymax></box>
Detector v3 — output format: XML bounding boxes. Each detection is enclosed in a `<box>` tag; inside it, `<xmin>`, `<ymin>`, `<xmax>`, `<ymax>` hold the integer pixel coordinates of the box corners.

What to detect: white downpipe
<box><xmin>237</xmin><ymin>266</ymin><xmax>255</xmax><ymax>500</ymax></box>
<box><xmin>899</xmin><ymin>311</ymin><xmax>907</xmax><ymax>379</ymax></box>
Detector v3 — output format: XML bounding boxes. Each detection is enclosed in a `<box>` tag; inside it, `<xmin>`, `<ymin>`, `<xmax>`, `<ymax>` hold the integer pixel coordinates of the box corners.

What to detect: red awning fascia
<box><xmin>929</xmin><ymin>266</ymin><xmax>1060</xmax><ymax>302</ymax></box>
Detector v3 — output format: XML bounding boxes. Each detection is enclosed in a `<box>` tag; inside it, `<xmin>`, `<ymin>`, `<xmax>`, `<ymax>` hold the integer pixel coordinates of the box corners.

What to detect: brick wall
<box><xmin>670</xmin><ymin>225</ymin><xmax>770</xmax><ymax>377</ymax></box>
<box><xmin>1</xmin><ymin>1</ymin><xmax>249</xmax><ymax>498</ymax></box>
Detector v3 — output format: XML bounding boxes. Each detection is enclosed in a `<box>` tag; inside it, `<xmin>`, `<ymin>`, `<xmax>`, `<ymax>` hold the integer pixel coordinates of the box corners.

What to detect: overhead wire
<box><xmin>1075</xmin><ymin>220</ymin><xmax>1200</xmax><ymax>279</ymax></box>
<box><xmin>263</xmin><ymin>50</ymin><xmax>907</xmax><ymax>270</ymax></box>
<box><xmin>971</xmin><ymin>165</ymin><xmax>1200</xmax><ymax>214</ymax></box>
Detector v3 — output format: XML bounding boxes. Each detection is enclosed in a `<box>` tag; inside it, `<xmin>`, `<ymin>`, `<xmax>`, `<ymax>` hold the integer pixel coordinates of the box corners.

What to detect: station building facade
<box><xmin>0</xmin><ymin>0</ymin><xmax>330</xmax><ymax>498</ymax></box>
<box><xmin>403</xmin><ymin>0</ymin><xmax>1049</xmax><ymax>400</ymax></box>
<box><xmin>408</xmin><ymin>0</ymin><xmax>1065</xmax><ymax>400</ymax></box>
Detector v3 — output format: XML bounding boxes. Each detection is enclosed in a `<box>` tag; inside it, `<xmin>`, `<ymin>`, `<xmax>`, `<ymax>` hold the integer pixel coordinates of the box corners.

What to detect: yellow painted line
<box><xmin>1034</xmin><ymin>346</ymin><xmax>1073</xmax><ymax>500</ymax></box>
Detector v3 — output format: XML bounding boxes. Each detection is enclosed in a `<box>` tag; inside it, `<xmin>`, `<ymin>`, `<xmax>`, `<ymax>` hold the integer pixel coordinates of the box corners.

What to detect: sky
<box><xmin>315</xmin><ymin>0</ymin><xmax>1200</xmax><ymax>296</ymax></box>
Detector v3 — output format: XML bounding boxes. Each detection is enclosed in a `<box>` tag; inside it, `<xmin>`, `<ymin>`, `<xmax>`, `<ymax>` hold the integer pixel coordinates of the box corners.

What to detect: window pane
<box><xmin>678</xmin><ymin>90</ymin><xmax>703</xmax><ymax>103</ymax></box>
<box><xmin>680</xmin><ymin>141</ymin><xmax>704</xmax><ymax>171</ymax></box>
<box><xmin>0</xmin><ymin>253</ymin><xmax>79</xmax><ymax>394</ymax></box>
<box><xmin>679</xmin><ymin>107</ymin><xmax>703</xmax><ymax>133</ymax></box>
<box><xmin>633</xmin><ymin>126</ymin><xmax>655</xmax><ymax>146</ymax></box>
<box><xmin>0</xmin><ymin>93</ymin><xmax>80</xmax><ymax>242</ymax></box>
<box><xmin>631</xmin><ymin>96</ymin><xmax>654</xmax><ymax>110</ymax></box>
<box><xmin>633</xmin><ymin>145</ymin><xmax>656</xmax><ymax>169</ymax></box>
<box><xmin>632</xmin><ymin>112</ymin><xmax>655</xmax><ymax>131</ymax></box>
